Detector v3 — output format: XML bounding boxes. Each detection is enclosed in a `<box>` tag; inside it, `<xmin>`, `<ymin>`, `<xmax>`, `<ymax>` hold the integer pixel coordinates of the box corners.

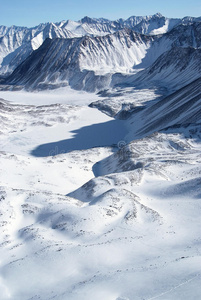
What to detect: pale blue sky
<box><xmin>1</xmin><ymin>0</ymin><xmax>201</xmax><ymax>27</ymax></box>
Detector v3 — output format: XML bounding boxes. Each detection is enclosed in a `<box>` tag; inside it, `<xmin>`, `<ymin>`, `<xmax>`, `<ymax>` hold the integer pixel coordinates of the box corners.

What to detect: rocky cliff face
<box><xmin>0</xmin><ymin>13</ymin><xmax>199</xmax><ymax>76</ymax></box>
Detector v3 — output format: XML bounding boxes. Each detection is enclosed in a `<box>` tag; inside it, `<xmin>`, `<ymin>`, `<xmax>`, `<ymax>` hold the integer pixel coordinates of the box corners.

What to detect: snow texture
<box><xmin>0</xmin><ymin>13</ymin><xmax>201</xmax><ymax>300</ymax></box>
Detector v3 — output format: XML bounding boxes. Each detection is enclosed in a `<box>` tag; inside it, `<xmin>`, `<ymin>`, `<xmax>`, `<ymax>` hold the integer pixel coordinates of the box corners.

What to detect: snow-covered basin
<box><xmin>0</xmin><ymin>88</ymin><xmax>127</xmax><ymax>195</ymax></box>
<box><xmin>0</xmin><ymin>87</ymin><xmax>100</xmax><ymax>106</ymax></box>
<box><xmin>0</xmin><ymin>87</ymin><xmax>201</xmax><ymax>300</ymax></box>
<box><xmin>0</xmin><ymin>88</ymin><xmax>127</xmax><ymax>156</ymax></box>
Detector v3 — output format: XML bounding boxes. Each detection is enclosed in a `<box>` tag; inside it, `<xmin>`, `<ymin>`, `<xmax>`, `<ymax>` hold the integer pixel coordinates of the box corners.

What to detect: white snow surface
<box><xmin>79</xmin><ymin>34</ymin><xmax>151</xmax><ymax>75</ymax></box>
<box><xmin>0</xmin><ymin>87</ymin><xmax>100</xmax><ymax>106</ymax></box>
<box><xmin>0</xmin><ymin>88</ymin><xmax>201</xmax><ymax>300</ymax></box>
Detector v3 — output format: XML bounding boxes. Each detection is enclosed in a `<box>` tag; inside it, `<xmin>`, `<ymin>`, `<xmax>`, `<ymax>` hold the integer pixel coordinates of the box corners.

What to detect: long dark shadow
<box><xmin>30</xmin><ymin>119</ymin><xmax>128</xmax><ymax>157</ymax></box>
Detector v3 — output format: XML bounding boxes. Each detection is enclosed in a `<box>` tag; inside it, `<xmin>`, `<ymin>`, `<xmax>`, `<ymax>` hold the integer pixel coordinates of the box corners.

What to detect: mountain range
<box><xmin>1</xmin><ymin>13</ymin><xmax>201</xmax><ymax>94</ymax></box>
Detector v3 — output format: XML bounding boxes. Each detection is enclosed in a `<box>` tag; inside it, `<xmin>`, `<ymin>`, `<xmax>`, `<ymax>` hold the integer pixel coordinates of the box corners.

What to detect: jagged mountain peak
<box><xmin>1</xmin><ymin>12</ymin><xmax>201</xmax><ymax>88</ymax></box>
<box><xmin>3</xmin><ymin>16</ymin><xmax>201</xmax><ymax>93</ymax></box>
<box><xmin>81</xmin><ymin>16</ymin><xmax>96</xmax><ymax>24</ymax></box>
<box><xmin>80</xmin><ymin>16</ymin><xmax>109</xmax><ymax>24</ymax></box>
<box><xmin>1</xmin><ymin>13</ymin><xmax>173</xmax><ymax>75</ymax></box>
<box><xmin>152</xmin><ymin>12</ymin><xmax>163</xmax><ymax>18</ymax></box>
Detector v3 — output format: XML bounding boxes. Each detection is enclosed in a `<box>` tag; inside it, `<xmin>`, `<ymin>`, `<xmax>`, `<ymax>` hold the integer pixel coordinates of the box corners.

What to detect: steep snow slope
<box><xmin>125</xmin><ymin>76</ymin><xmax>201</xmax><ymax>141</ymax></box>
<box><xmin>4</xmin><ymin>29</ymin><xmax>155</xmax><ymax>91</ymax></box>
<box><xmin>137</xmin><ymin>22</ymin><xmax>201</xmax><ymax>88</ymax></box>
<box><xmin>0</xmin><ymin>22</ymin><xmax>80</xmax><ymax>75</ymax></box>
<box><xmin>139</xmin><ymin>47</ymin><xmax>201</xmax><ymax>90</ymax></box>
<box><xmin>113</xmin><ymin>22</ymin><xmax>201</xmax><ymax>92</ymax></box>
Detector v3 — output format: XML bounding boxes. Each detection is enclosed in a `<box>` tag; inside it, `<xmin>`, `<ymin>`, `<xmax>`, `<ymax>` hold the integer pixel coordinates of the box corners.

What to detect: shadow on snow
<box><xmin>30</xmin><ymin>119</ymin><xmax>128</xmax><ymax>157</ymax></box>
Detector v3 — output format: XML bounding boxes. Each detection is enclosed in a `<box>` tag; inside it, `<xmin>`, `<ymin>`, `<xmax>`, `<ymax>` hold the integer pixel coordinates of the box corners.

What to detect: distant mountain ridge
<box><xmin>5</xmin><ymin>29</ymin><xmax>154</xmax><ymax>91</ymax></box>
<box><xmin>3</xmin><ymin>20</ymin><xmax>201</xmax><ymax>93</ymax></box>
<box><xmin>0</xmin><ymin>13</ymin><xmax>201</xmax><ymax>76</ymax></box>
<box><xmin>1</xmin><ymin>13</ymin><xmax>201</xmax><ymax>93</ymax></box>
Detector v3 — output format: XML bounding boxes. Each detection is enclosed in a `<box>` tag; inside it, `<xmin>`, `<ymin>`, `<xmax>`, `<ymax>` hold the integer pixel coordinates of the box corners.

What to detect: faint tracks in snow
<box><xmin>146</xmin><ymin>273</ymin><xmax>201</xmax><ymax>300</ymax></box>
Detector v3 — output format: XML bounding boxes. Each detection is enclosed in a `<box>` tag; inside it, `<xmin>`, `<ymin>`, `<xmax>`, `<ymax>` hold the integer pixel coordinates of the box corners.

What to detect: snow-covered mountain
<box><xmin>0</xmin><ymin>13</ymin><xmax>201</xmax><ymax>76</ymax></box>
<box><xmin>4</xmin><ymin>29</ymin><xmax>155</xmax><ymax>91</ymax></box>
<box><xmin>1</xmin><ymin>13</ymin><xmax>201</xmax><ymax>299</ymax></box>
<box><xmin>3</xmin><ymin>20</ymin><xmax>201</xmax><ymax>93</ymax></box>
<box><xmin>127</xmin><ymin>76</ymin><xmax>201</xmax><ymax>139</ymax></box>
<box><xmin>2</xmin><ymin>8</ymin><xmax>201</xmax><ymax>300</ymax></box>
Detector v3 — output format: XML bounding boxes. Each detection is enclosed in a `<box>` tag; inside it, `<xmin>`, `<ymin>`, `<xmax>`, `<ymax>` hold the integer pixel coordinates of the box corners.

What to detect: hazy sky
<box><xmin>1</xmin><ymin>0</ymin><xmax>201</xmax><ymax>27</ymax></box>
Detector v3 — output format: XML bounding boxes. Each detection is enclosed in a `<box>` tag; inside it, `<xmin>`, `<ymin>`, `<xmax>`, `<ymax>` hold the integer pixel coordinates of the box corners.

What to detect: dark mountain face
<box><xmin>3</xmin><ymin>20</ymin><xmax>201</xmax><ymax>93</ymax></box>
<box><xmin>128</xmin><ymin>76</ymin><xmax>201</xmax><ymax>139</ymax></box>
<box><xmin>4</xmin><ymin>29</ymin><xmax>155</xmax><ymax>91</ymax></box>
<box><xmin>0</xmin><ymin>13</ymin><xmax>199</xmax><ymax>77</ymax></box>
<box><xmin>166</xmin><ymin>22</ymin><xmax>201</xmax><ymax>48</ymax></box>
<box><xmin>1</xmin><ymin>16</ymin><xmax>201</xmax><ymax>93</ymax></box>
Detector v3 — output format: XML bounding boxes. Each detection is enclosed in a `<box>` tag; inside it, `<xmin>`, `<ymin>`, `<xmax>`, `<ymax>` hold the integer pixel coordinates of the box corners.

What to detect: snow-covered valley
<box><xmin>0</xmin><ymin>11</ymin><xmax>201</xmax><ymax>300</ymax></box>
<box><xmin>0</xmin><ymin>86</ymin><xmax>201</xmax><ymax>300</ymax></box>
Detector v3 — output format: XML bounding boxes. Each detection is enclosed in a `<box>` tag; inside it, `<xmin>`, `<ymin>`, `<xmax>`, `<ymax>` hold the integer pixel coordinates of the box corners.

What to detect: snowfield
<box><xmin>0</xmin><ymin>87</ymin><xmax>201</xmax><ymax>300</ymax></box>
